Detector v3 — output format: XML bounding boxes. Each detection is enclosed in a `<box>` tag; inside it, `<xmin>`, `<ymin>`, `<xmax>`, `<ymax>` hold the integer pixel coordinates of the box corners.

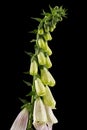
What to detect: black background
<box><xmin>1</xmin><ymin>0</ymin><xmax>82</xmax><ymax>130</ymax></box>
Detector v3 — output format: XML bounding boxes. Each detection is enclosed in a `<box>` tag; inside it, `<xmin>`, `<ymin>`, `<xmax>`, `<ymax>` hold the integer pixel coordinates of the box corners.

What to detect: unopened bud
<box><xmin>45</xmin><ymin>55</ymin><xmax>52</xmax><ymax>68</ymax></box>
<box><xmin>38</xmin><ymin>28</ymin><xmax>44</xmax><ymax>35</ymax></box>
<box><xmin>38</xmin><ymin>38</ymin><xmax>47</xmax><ymax>50</ymax></box>
<box><xmin>35</xmin><ymin>78</ymin><xmax>46</xmax><ymax>96</ymax></box>
<box><xmin>37</xmin><ymin>52</ymin><xmax>46</xmax><ymax>65</ymax></box>
<box><xmin>44</xmin><ymin>32</ymin><xmax>52</xmax><ymax>41</ymax></box>
<box><xmin>29</xmin><ymin>60</ymin><xmax>38</xmax><ymax>75</ymax></box>
<box><xmin>41</xmin><ymin>67</ymin><xmax>56</xmax><ymax>87</ymax></box>
<box><xmin>43</xmin><ymin>86</ymin><xmax>56</xmax><ymax>109</ymax></box>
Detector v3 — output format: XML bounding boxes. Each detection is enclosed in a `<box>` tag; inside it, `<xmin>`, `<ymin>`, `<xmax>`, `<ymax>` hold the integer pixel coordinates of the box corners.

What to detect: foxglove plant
<box><xmin>10</xmin><ymin>5</ymin><xmax>66</xmax><ymax>130</ymax></box>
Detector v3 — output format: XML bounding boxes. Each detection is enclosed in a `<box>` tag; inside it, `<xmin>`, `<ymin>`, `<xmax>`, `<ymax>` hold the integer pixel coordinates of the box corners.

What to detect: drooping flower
<box><xmin>29</xmin><ymin>60</ymin><xmax>38</xmax><ymax>75</ymax></box>
<box><xmin>33</xmin><ymin>98</ymin><xmax>47</xmax><ymax>125</ymax></box>
<box><xmin>43</xmin><ymin>86</ymin><xmax>56</xmax><ymax>109</ymax></box>
<box><xmin>33</xmin><ymin>97</ymin><xmax>58</xmax><ymax>130</ymax></box>
<box><xmin>41</xmin><ymin>67</ymin><xmax>56</xmax><ymax>87</ymax></box>
<box><xmin>33</xmin><ymin>97</ymin><xmax>49</xmax><ymax>130</ymax></box>
<box><xmin>10</xmin><ymin>108</ymin><xmax>28</xmax><ymax>130</ymax></box>
<box><xmin>35</xmin><ymin>78</ymin><xmax>46</xmax><ymax>96</ymax></box>
<box><xmin>37</xmin><ymin>51</ymin><xmax>46</xmax><ymax>65</ymax></box>
<box><xmin>45</xmin><ymin>105</ymin><xmax>58</xmax><ymax>124</ymax></box>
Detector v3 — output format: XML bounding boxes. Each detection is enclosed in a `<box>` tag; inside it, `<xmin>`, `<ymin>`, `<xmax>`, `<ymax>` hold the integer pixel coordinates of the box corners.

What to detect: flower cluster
<box><xmin>10</xmin><ymin>5</ymin><xmax>66</xmax><ymax>130</ymax></box>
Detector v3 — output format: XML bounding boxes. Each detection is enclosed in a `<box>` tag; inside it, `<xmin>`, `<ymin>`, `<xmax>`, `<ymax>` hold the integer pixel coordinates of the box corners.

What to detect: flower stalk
<box><xmin>10</xmin><ymin>5</ymin><xmax>66</xmax><ymax>130</ymax></box>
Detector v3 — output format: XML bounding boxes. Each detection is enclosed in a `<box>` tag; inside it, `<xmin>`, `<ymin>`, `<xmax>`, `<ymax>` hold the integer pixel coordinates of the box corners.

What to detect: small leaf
<box><xmin>29</xmin><ymin>29</ymin><xmax>38</xmax><ymax>34</ymax></box>
<box><xmin>23</xmin><ymin>72</ymin><xmax>29</xmax><ymax>74</ymax></box>
<box><xmin>30</xmin><ymin>39</ymin><xmax>36</xmax><ymax>43</ymax></box>
<box><xmin>26</xmin><ymin>91</ymin><xmax>35</xmax><ymax>97</ymax></box>
<box><xmin>41</xmin><ymin>9</ymin><xmax>46</xmax><ymax>15</ymax></box>
<box><xmin>49</xmin><ymin>5</ymin><xmax>53</xmax><ymax>12</ymax></box>
<box><xmin>31</xmin><ymin>17</ymin><xmax>42</xmax><ymax>22</ymax></box>
<box><xmin>24</xmin><ymin>51</ymin><xmax>33</xmax><ymax>57</ymax></box>
<box><xmin>41</xmin><ymin>10</ymin><xmax>50</xmax><ymax>17</ymax></box>
<box><xmin>19</xmin><ymin>98</ymin><xmax>29</xmax><ymax>104</ymax></box>
<box><xmin>23</xmin><ymin>80</ymin><xmax>32</xmax><ymax>87</ymax></box>
<box><xmin>21</xmin><ymin>103</ymin><xmax>31</xmax><ymax>110</ymax></box>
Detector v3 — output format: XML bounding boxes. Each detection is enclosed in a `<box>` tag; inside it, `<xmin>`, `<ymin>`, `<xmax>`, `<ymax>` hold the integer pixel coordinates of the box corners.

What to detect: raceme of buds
<box><xmin>43</xmin><ymin>85</ymin><xmax>56</xmax><ymax>109</ymax></box>
<box><xmin>37</xmin><ymin>51</ymin><xmax>46</xmax><ymax>65</ymax></box>
<box><xmin>35</xmin><ymin>78</ymin><xmax>46</xmax><ymax>96</ymax></box>
<box><xmin>10</xmin><ymin>108</ymin><xmax>28</xmax><ymax>130</ymax></box>
<box><xmin>45</xmin><ymin>55</ymin><xmax>52</xmax><ymax>68</ymax></box>
<box><xmin>33</xmin><ymin>97</ymin><xmax>47</xmax><ymax>124</ymax></box>
<box><xmin>29</xmin><ymin>60</ymin><xmax>38</xmax><ymax>75</ymax></box>
<box><xmin>41</xmin><ymin>67</ymin><xmax>56</xmax><ymax>87</ymax></box>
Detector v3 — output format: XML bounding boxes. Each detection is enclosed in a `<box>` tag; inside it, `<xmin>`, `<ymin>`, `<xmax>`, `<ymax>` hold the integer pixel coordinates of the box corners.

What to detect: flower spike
<box><xmin>10</xmin><ymin>5</ymin><xmax>67</xmax><ymax>130</ymax></box>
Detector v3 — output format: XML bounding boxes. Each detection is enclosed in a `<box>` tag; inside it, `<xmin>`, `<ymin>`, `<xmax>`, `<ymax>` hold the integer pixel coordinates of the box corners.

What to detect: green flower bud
<box><xmin>48</xmin><ymin>72</ymin><xmax>56</xmax><ymax>87</ymax></box>
<box><xmin>50</xmin><ymin>25</ymin><xmax>56</xmax><ymax>32</ymax></box>
<box><xmin>44</xmin><ymin>24</ymin><xmax>50</xmax><ymax>32</ymax></box>
<box><xmin>33</xmin><ymin>98</ymin><xmax>47</xmax><ymax>124</ymax></box>
<box><xmin>38</xmin><ymin>38</ymin><xmax>47</xmax><ymax>50</ymax></box>
<box><xmin>43</xmin><ymin>86</ymin><xmax>56</xmax><ymax>109</ymax></box>
<box><xmin>44</xmin><ymin>32</ymin><xmax>52</xmax><ymax>41</ymax></box>
<box><xmin>45</xmin><ymin>55</ymin><xmax>52</xmax><ymax>68</ymax></box>
<box><xmin>37</xmin><ymin>52</ymin><xmax>46</xmax><ymax>65</ymax></box>
<box><xmin>41</xmin><ymin>67</ymin><xmax>56</xmax><ymax>87</ymax></box>
<box><xmin>45</xmin><ymin>42</ymin><xmax>52</xmax><ymax>56</ymax></box>
<box><xmin>35</xmin><ymin>78</ymin><xmax>46</xmax><ymax>96</ymax></box>
<box><xmin>38</xmin><ymin>28</ymin><xmax>44</xmax><ymax>35</ymax></box>
<box><xmin>29</xmin><ymin>60</ymin><xmax>38</xmax><ymax>75</ymax></box>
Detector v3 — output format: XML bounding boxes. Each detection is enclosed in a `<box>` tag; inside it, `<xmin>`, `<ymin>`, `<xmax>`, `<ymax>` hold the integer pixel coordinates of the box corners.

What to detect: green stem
<box><xmin>27</xmin><ymin>77</ymin><xmax>35</xmax><ymax>130</ymax></box>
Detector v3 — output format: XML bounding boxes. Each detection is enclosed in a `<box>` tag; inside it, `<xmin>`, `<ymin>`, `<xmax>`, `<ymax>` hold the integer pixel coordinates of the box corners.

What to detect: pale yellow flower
<box><xmin>41</xmin><ymin>67</ymin><xmax>56</xmax><ymax>87</ymax></box>
<box><xmin>43</xmin><ymin>86</ymin><xmax>56</xmax><ymax>109</ymax></box>
<box><xmin>45</xmin><ymin>55</ymin><xmax>52</xmax><ymax>68</ymax></box>
<box><xmin>33</xmin><ymin>98</ymin><xmax>47</xmax><ymax>124</ymax></box>
<box><xmin>45</xmin><ymin>42</ymin><xmax>52</xmax><ymax>56</ymax></box>
<box><xmin>45</xmin><ymin>105</ymin><xmax>58</xmax><ymax>124</ymax></box>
